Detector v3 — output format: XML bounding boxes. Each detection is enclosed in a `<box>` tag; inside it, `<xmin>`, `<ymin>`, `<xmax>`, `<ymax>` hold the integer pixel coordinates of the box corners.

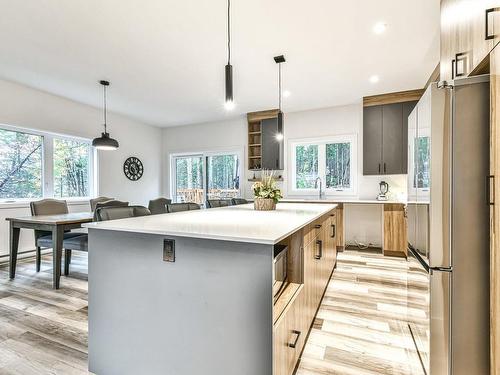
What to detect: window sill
<box><xmin>0</xmin><ymin>198</ymin><xmax>91</xmax><ymax>210</ymax></box>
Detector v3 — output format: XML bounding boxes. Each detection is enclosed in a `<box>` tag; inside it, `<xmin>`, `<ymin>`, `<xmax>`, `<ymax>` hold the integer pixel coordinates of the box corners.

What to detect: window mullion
<box><xmin>318</xmin><ymin>143</ymin><xmax>327</xmax><ymax>187</ymax></box>
<box><xmin>43</xmin><ymin>135</ymin><xmax>54</xmax><ymax>198</ymax></box>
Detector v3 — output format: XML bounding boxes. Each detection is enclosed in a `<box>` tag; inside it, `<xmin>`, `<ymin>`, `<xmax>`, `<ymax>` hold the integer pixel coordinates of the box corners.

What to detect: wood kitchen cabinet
<box><xmin>441</xmin><ymin>0</ymin><xmax>500</xmax><ymax>82</ymax></box>
<box><xmin>363</xmin><ymin>101</ymin><xmax>417</xmax><ymax>175</ymax></box>
<box><xmin>273</xmin><ymin>209</ymin><xmax>337</xmax><ymax>375</ymax></box>
<box><xmin>383</xmin><ymin>204</ymin><xmax>407</xmax><ymax>257</ymax></box>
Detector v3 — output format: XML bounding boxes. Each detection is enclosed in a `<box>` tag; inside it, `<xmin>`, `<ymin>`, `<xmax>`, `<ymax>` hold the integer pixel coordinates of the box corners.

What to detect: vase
<box><xmin>254</xmin><ymin>198</ymin><xmax>276</xmax><ymax>211</ymax></box>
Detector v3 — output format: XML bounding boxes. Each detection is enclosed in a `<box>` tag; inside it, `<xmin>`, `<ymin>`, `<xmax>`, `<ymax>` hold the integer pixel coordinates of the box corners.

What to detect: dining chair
<box><xmin>148</xmin><ymin>197</ymin><xmax>172</xmax><ymax>215</ymax></box>
<box><xmin>90</xmin><ymin>196</ymin><xmax>114</xmax><ymax>211</ymax></box>
<box><xmin>206</xmin><ymin>199</ymin><xmax>233</xmax><ymax>208</ymax></box>
<box><xmin>231</xmin><ymin>198</ymin><xmax>248</xmax><ymax>205</ymax></box>
<box><xmin>92</xmin><ymin>200</ymin><xmax>129</xmax><ymax>221</ymax></box>
<box><xmin>166</xmin><ymin>202</ymin><xmax>201</xmax><ymax>213</ymax></box>
<box><xmin>63</xmin><ymin>206</ymin><xmax>151</xmax><ymax>275</ymax></box>
<box><xmin>30</xmin><ymin>199</ymin><xmax>82</xmax><ymax>273</ymax></box>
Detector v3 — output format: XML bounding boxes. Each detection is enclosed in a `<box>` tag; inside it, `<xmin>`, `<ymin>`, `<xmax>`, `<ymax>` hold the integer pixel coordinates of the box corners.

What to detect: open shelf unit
<box><xmin>247</xmin><ymin>109</ymin><xmax>279</xmax><ymax>171</ymax></box>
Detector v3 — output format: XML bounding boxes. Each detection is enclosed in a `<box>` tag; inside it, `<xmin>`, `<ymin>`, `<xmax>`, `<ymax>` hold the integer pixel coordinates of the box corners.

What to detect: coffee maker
<box><xmin>377</xmin><ymin>181</ymin><xmax>389</xmax><ymax>201</ymax></box>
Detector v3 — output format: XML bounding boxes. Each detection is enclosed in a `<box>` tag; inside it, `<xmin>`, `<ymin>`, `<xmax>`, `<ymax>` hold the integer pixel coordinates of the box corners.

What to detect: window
<box><xmin>53</xmin><ymin>138</ymin><xmax>91</xmax><ymax>198</ymax></box>
<box><xmin>171</xmin><ymin>150</ymin><xmax>242</xmax><ymax>205</ymax></box>
<box><xmin>290</xmin><ymin>135</ymin><xmax>357</xmax><ymax>195</ymax></box>
<box><xmin>414</xmin><ymin>136</ymin><xmax>430</xmax><ymax>189</ymax></box>
<box><xmin>0</xmin><ymin>127</ymin><xmax>43</xmax><ymax>199</ymax></box>
<box><xmin>0</xmin><ymin>124</ymin><xmax>96</xmax><ymax>202</ymax></box>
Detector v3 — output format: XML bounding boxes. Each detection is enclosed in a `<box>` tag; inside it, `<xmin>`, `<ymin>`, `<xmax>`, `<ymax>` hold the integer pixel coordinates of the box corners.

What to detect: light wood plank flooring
<box><xmin>0</xmin><ymin>250</ymin><xmax>426</xmax><ymax>375</ymax></box>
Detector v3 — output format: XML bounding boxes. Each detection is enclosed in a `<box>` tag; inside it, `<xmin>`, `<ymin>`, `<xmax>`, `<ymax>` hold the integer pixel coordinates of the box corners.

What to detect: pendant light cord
<box><xmin>103</xmin><ymin>84</ymin><xmax>107</xmax><ymax>133</ymax></box>
<box><xmin>227</xmin><ymin>0</ymin><xmax>231</xmax><ymax>65</ymax></box>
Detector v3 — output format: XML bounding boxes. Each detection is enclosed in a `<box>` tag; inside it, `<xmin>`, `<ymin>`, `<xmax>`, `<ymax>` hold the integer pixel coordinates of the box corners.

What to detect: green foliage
<box><xmin>53</xmin><ymin>139</ymin><xmax>90</xmax><ymax>197</ymax></box>
<box><xmin>252</xmin><ymin>170</ymin><xmax>283</xmax><ymax>203</ymax></box>
<box><xmin>295</xmin><ymin>145</ymin><xmax>318</xmax><ymax>189</ymax></box>
<box><xmin>0</xmin><ymin>128</ymin><xmax>43</xmax><ymax>199</ymax></box>
<box><xmin>325</xmin><ymin>143</ymin><xmax>350</xmax><ymax>189</ymax></box>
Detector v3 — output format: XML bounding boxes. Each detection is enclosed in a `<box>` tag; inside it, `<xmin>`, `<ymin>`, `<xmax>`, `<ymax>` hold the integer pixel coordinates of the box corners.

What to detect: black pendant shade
<box><xmin>224</xmin><ymin>0</ymin><xmax>234</xmax><ymax>110</ymax></box>
<box><xmin>275</xmin><ymin>55</ymin><xmax>286</xmax><ymax>141</ymax></box>
<box><xmin>93</xmin><ymin>80</ymin><xmax>119</xmax><ymax>151</ymax></box>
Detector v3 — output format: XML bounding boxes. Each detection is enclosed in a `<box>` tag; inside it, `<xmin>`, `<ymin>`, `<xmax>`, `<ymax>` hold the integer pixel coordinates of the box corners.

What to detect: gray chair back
<box><xmin>30</xmin><ymin>198</ymin><xmax>68</xmax><ymax>216</ymax></box>
<box><xmin>207</xmin><ymin>199</ymin><xmax>232</xmax><ymax>208</ymax></box>
<box><xmin>93</xmin><ymin>200</ymin><xmax>129</xmax><ymax>221</ymax></box>
<box><xmin>166</xmin><ymin>202</ymin><xmax>201</xmax><ymax>213</ymax></box>
<box><xmin>148</xmin><ymin>197</ymin><xmax>172</xmax><ymax>215</ymax></box>
<box><xmin>95</xmin><ymin>206</ymin><xmax>151</xmax><ymax>222</ymax></box>
<box><xmin>30</xmin><ymin>199</ymin><xmax>69</xmax><ymax>242</ymax></box>
<box><xmin>231</xmin><ymin>198</ymin><xmax>248</xmax><ymax>205</ymax></box>
<box><xmin>90</xmin><ymin>196</ymin><xmax>114</xmax><ymax>211</ymax></box>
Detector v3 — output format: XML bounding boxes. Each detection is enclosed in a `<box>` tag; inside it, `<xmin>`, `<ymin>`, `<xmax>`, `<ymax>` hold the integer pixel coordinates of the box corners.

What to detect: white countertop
<box><xmin>282</xmin><ymin>198</ymin><xmax>405</xmax><ymax>205</ymax></box>
<box><xmin>83</xmin><ymin>202</ymin><xmax>337</xmax><ymax>245</ymax></box>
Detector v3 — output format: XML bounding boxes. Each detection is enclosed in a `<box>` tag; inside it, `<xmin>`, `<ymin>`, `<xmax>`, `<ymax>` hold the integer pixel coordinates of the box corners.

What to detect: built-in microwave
<box><xmin>273</xmin><ymin>244</ymin><xmax>288</xmax><ymax>304</ymax></box>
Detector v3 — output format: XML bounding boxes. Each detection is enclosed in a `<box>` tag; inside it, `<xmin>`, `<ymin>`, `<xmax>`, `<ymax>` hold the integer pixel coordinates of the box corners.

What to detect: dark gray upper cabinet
<box><xmin>363</xmin><ymin>106</ymin><xmax>383</xmax><ymax>175</ymax></box>
<box><xmin>261</xmin><ymin>118</ymin><xmax>284</xmax><ymax>170</ymax></box>
<box><xmin>363</xmin><ymin>101</ymin><xmax>416</xmax><ymax>175</ymax></box>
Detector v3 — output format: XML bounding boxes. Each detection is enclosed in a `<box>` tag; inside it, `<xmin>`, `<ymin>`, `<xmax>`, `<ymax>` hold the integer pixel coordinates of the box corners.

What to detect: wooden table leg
<box><xmin>9</xmin><ymin>223</ymin><xmax>20</xmax><ymax>279</ymax></box>
<box><xmin>52</xmin><ymin>225</ymin><xmax>64</xmax><ymax>289</ymax></box>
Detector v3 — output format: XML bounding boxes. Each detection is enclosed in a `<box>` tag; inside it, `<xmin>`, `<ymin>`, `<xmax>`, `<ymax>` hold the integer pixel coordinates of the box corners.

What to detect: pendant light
<box><xmin>92</xmin><ymin>80</ymin><xmax>119</xmax><ymax>150</ymax></box>
<box><xmin>274</xmin><ymin>55</ymin><xmax>286</xmax><ymax>141</ymax></box>
<box><xmin>224</xmin><ymin>0</ymin><xmax>234</xmax><ymax>110</ymax></box>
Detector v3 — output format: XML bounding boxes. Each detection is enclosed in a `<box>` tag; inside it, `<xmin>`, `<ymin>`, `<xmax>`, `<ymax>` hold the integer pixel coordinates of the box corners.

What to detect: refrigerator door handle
<box><xmin>409</xmin><ymin>246</ymin><xmax>430</xmax><ymax>273</ymax></box>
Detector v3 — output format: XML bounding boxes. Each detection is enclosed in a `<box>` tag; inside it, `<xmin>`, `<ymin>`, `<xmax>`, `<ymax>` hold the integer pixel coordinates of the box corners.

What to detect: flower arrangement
<box><xmin>252</xmin><ymin>170</ymin><xmax>283</xmax><ymax>210</ymax></box>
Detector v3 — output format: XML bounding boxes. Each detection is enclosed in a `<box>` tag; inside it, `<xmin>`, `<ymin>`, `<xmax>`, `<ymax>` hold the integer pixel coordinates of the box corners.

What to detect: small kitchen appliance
<box><xmin>273</xmin><ymin>244</ymin><xmax>288</xmax><ymax>304</ymax></box>
<box><xmin>377</xmin><ymin>181</ymin><xmax>389</xmax><ymax>201</ymax></box>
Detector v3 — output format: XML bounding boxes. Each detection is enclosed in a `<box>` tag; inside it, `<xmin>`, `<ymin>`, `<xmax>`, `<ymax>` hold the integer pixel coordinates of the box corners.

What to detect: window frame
<box><xmin>289</xmin><ymin>134</ymin><xmax>357</xmax><ymax>197</ymax></box>
<box><xmin>169</xmin><ymin>148</ymin><xmax>244</xmax><ymax>204</ymax></box>
<box><xmin>0</xmin><ymin>123</ymin><xmax>97</xmax><ymax>203</ymax></box>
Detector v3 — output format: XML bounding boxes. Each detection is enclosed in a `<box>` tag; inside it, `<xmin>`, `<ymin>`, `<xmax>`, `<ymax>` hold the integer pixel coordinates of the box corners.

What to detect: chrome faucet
<box><xmin>314</xmin><ymin>176</ymin><xmax>324</xmax><ymax>199</ymax></box>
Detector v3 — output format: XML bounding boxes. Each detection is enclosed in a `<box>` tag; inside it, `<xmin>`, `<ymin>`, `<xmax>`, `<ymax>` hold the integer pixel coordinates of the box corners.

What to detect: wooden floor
<box><xmin>0</xmin><ymin>250</ymin><xmax>426</xmax><ymax>375</ymax></box>
<box><xmin>296</xmin><ymin>249</ymin><xmax>427</xmax><ymax>375</ymax></box>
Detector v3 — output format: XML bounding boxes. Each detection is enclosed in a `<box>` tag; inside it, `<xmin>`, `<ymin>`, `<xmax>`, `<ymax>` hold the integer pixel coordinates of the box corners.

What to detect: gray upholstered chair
<box><xmin>206</xmin><ymin>199</ymin><xmax>233</xmax><ymax>208</ymax></box>
<box><xmin>90</xmin><ymin>196</ymin><xmax>114</xmax><ymax>211</ymax></box>
<box><xmin>166</xmin><ymin>202</ymin><xmax>201</xmax><ymax>213</ymax></box>
<box><xmin>92</xmin><ymin>200</ymin><xmax>129</xmax><ymax>221</ymax></box>
<box><xmin>30</xmin><ymin>199</ymin><xmax>82</xmax><ymax>273</ymax></box>
<box><xmin>63</xmin><ymin>206</ymin><xmax>151</xmax><ymax>274</ymax></box>
<box><xmin>95</xmin><ymin>206</ymin><xmax>151</xmax><ymax>222</ymax></box>
<box><xmin>148</xmin><ymin>197</ymin><xmax>172</xmax><ymax>215</ymax></box>
<box><xmin>231</xmin><ymin>198</ymin><xmax>248</xmax><ymax>205</ymax></box>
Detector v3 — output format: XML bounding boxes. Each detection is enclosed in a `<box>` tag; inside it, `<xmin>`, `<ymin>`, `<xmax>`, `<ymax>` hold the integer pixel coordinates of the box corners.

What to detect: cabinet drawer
<box><xmin>273</xmin><ymin>288</ymin><xmax>306</xmax><ymax>375</ymax></box>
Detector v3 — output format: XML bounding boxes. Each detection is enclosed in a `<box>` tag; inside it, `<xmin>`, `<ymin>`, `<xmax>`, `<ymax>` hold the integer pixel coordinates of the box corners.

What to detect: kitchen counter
<box><xmin>84</xmin><ymin>202</ymin><xmax>337</xmax><ymax>245</ymax></box>
<box><xmin>282</xmin><ymin>198</ymin><xmax>405</xmax><ymax>204</ymax></box>
<box><xmin>86</xmin><ymin>202</ymin><xmax>338</xmax><ymax>375</ymax></box>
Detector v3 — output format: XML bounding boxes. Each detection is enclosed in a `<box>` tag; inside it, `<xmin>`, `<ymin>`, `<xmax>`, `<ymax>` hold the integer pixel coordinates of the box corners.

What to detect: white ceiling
<box><xmin>0</xmin><ymin>0</ymin><xmax>440</xmax><ymax>127</ymax></box>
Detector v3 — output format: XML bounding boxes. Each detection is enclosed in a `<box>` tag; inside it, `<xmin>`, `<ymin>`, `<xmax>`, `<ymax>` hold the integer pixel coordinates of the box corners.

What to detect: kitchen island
<box><xmin>84</xmin><ymin>202</ymin><xmax>338</xmax><ymax>375</ymax></box>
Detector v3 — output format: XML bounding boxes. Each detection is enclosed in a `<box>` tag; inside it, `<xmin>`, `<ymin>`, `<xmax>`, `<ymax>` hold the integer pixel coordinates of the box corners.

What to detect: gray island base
<box><xmin>84</xmin><ymin>203</ymin><xmax>338</xmax><ymax>375</ymax></box>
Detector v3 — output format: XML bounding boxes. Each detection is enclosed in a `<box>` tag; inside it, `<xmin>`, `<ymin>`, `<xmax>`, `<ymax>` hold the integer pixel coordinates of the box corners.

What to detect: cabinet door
<box><xmin>261</xmin><ymin>118</ymin><xmax>283</xmax><ymax>170</ymax></box>
<box><xmin>382</xmin><ymin>103</ymin><xmax>404</xmax><ymax>175</ymax></box>
<box><xmin>363</xmin><ymin>106</ymin><xmax>383</xmax><ymax>175</ymax></box>
<box><xmin>441</xmin><ymin>0</ymin><xmax>458</xmax><ymax>81</ymax></box>
<box><xmin>402</xmin><ymin>101</ymin><xmax>417</xmax><ymax>175</ymax></box>
<box><xmin>472</xmin><ymin>1</ymin><xmax>495</xmax><ymax>69</ymax></box>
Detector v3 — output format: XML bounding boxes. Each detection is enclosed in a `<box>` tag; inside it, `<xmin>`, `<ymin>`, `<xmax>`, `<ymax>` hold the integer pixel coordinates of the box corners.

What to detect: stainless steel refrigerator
<box><xmin>406</xmin><ymin>75</ymin><xmax>490</xmax><ymax>375</ymax></box>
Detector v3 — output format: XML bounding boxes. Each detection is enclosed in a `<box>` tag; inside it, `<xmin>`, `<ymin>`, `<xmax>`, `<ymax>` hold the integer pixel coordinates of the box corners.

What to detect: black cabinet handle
<box><xmin>486</xmin><ymin>8</ymin><xmax>500</xmax><ymax>40</ymax></box>
<box><xmin>331</xmin><ymin>224</ymin><xmax>336</xmax><ymax>238</ymax></box>
<box><xmin>378</xmin><ymin>163</ymin><xmax>381</xmax><ymax>174</ymax></box>
<box><xmin>451</xmin><ymin>58</ymin><xmax>456</xmax><ymax>80</ymax></box>
<box><xmin>383</xmin><ymin>162</ymin><xmax>386</xmax><ymax>174</ymax></box>
<box><xmin>455</xmin><ymin>52</ymin><xmax>467</xmax><ymax>78</ymax></box>
<box><xmin>487</xmin><ymin>175</ymin><xmax>495</xmax><ymax>206</ymax></box>
<box><xmin>288</xmin><ymin>330</ymin><xmax>301</xmax><ymax>348</ymax></box>
<box><xmin>314</xmin><ymin>224</ymin><xmax>322</xmax><ymax>229</ymax></box>
<box><xmin>315</xmin><ymin>239</ymin><xmax>323</xmax><ymax>260</ymax></box>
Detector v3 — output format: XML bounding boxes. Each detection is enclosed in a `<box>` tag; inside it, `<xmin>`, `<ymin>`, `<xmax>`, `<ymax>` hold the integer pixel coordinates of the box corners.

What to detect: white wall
<box><xmin>162</xmin><ymin>103</ymin><xmax>408</xmax><ymax>247</ymax></box>
<box><xmin>0</xmin><ymin>78</ymin><xmax>162</xmax><ymax>256</ymax></box>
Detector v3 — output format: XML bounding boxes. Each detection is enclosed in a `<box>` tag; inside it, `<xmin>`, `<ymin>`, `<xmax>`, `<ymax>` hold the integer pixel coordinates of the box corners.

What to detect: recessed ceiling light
<box><xmin>283</xmin><ymin>90</ymin><xmax>291</xmax><ymax>98</ymax></box>
<box><xmin>369</xmin><ymin>75</ymin><xmax>380</xmax><ymax>84</ymax></box>
<box><xmin>373</xmin><ymin>22</ymin><xmax>387</xmax><ymax>35</ymax></box>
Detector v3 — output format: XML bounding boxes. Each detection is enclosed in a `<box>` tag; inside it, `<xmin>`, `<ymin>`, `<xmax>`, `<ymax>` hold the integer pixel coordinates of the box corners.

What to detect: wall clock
<box><xmin>123</xmin><ymin>157</ymin><xmax>144</xmax><ymax>181</ymax></box>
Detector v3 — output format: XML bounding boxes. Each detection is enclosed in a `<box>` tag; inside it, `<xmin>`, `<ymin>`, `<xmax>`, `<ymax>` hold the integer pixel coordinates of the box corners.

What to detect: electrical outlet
<box><xmin>163</xmin><ymin>239</ymin><xmax>175</xmax><ymax>262</ymax></box>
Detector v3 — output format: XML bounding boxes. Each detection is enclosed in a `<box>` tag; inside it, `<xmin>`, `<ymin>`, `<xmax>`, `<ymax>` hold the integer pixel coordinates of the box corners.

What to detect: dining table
<box><xmin>6</xmin><ymin>212</ymin><xmax>93</xmax><ymax>289</ymax></box>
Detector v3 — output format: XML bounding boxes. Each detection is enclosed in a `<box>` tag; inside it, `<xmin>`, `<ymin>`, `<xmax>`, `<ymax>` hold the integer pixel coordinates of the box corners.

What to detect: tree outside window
<box><xmin>53</xmin><ymin>138</ymin><xmax>90</xmax><ymax>197</ymax></box>
<box><xmin>326</xmin><ymin>143</ymin><xmax>351</xmax><ymax>189</ymax></box>
<box><xmin>0</xmin><ymin>128</ymin><xmax>43</xmax><ymax>199</ymax></box>
<box><xmin>295</xmin><ymin>145</ymin><xmax>318</xmax><ymax>189</ymax></box>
